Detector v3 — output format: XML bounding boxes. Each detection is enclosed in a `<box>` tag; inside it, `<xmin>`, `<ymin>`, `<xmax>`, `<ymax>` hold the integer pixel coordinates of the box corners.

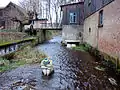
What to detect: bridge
<box><xmin>25</xmin><ymin>23</ymin><xmax>62</xmax><ymax>31</ymax></box>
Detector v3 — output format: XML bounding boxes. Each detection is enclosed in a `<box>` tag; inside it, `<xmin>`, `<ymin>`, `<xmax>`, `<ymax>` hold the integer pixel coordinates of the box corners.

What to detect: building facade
<box><xmin>0</xmin><ymin>2</ymin><xmax>28</xmax><ymax>30</ymax></box>
<box><xmin>61</xmin><ymin>2</ymin><xmax>84</xmax><ymax>44</ymax></box>
<box><xmin>25</xmin><ymin>19</ymin><xmax>48</xmax><ymax>29</ymax></box>
<box><xmin>84</xmin><ymin>0</ymin><xmax>120</xmax><ymax>60</ymax></box>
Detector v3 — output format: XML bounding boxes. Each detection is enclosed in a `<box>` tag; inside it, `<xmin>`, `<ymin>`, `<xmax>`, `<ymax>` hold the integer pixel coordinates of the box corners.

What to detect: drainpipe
<box><xmin>97</xmin><ymin>27</ymin><xmax>99</xmax><ymax>49</ymax></box>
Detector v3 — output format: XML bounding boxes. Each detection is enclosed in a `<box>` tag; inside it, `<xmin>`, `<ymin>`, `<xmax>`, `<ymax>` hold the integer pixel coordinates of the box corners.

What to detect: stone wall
<box><xmin>36</xmin><ymin>30</ymin><xmax>45</xmax><ymax>43</ymax></box>
<box><xmin>0</xmin><ymin>38</ymin><xmax>36</xmax><ymax>56</ymax></box>
<box><xmin>84</xmin><ymin>12</ymin><xmax>98</xmax><ymax>48</ymax></box>
<box><xmin>84</xmin><ymin>0</ymin><xmax>120</xmax><ymax>60</ymax></box>
<box><xmin>0</xmin><ymin>32</ymin><xmax>27</xmax><ymax>43</ymax></box>
<box><xmin>62</xmin><ymin>25</ymin><xmax>83</xmax><ymax>44</ymax></box>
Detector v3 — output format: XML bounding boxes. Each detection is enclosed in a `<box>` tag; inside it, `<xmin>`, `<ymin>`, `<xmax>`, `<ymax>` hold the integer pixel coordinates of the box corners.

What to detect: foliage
<box><xmin>0</xmin><ymin>58</ymin><xmax>10</xmax><ymax>72</ymax></box>
<box><xmin>46</xmin><ymin>30</ymin><xmax>52</xmax><ymax>40</ymax></box>
<box><xmin>0</xmin><ymin>46</ymin><xmax>46</xmax><ymax>72</ymax></box>
<box><xmin>72</xmin><ymin>44</ymin><xmax>89</xmax><ymax>52</ymax></box>
<box><xmin>14</xmin><ymin>46</ymin><xmax>46</xmax><ymax>64</ymax></box>
<box><xmin>0</xmin><ymin>58</ymin><xmax>26</xmax><ymax>72</ymax></box>
<box><xmin>19</xmin><ymin>0</ymin><xmax>75</xmax><ymax>24</ymax></box>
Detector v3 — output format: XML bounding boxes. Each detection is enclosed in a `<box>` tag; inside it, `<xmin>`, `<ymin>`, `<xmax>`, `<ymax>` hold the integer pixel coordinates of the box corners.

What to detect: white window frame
<box><xmin>69</xmin><ymin>12</ymin><xmax>77</xmax><ymax>23</ymax></box>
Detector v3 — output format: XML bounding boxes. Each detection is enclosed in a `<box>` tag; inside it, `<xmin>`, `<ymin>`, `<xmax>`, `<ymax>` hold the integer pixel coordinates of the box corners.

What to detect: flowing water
<box><xmin>0</xmin><ymin>36</ymin><xmax>119</xmax><ymax>90</ymax></box>
<box><xmin>36</xmin><ymin>36</ymin><xmax>118</xmax><ymax>90</ymax></box>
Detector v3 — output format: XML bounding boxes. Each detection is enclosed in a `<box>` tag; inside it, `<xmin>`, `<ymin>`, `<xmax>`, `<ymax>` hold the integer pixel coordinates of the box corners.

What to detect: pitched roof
<box><xmin>60</xmin><ymin>1</ymin><xmax>84</xmax><ymax>8</ymax></box>
<box><xmin>5</xmin><ymin>2</ymin><xmax>28</xmax><ymax>17</ymax></box>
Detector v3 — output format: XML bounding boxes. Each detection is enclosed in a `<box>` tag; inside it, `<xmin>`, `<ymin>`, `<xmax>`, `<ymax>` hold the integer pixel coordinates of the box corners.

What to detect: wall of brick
<box><xmin>84</xmin><ymin>0</ymin><xmax>120</xmax><ymax>60</ymax></box>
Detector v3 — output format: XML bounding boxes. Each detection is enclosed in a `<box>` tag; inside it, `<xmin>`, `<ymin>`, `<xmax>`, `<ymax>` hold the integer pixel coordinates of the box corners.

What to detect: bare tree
<box><xmin>19</xmin><ymin>0</ymin><xmax>42</xmax><ymax>18</ymax></box>
<box><xmin>50</xmin><ymin>0</ymin><xmax>81</xmax><ymax>26</ymax></box>
<box><xmin>18</xmin><ymin>0</ymin><xmax>78</xmax><ymax>28</ymax></box>
<box><xmin>43</xmin><ymin>0</ymin><xmax>53</xmax><ymax>26</ymax></box>
<box><xmin>50</xmin><ymin>0</ymin><xmax>67</xmax><ymax>26</ymax></box>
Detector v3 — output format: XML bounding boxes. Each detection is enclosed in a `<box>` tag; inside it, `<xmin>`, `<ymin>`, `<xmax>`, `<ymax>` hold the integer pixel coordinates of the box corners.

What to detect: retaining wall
<box><xmin>0</xmin><ymin>38</ymin><xmax>37</xmax><ymax>56</ymax></box>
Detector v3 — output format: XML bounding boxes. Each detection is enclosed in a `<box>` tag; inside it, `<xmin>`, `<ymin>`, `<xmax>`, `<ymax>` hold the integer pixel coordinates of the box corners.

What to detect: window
<box><xmin>89</xmin><ymin>28</ymin><xmax>91</xmax><ymax>33</ymax></box>
<box><xmin>88</xmin><ymin>0</ymin><xmax>91</xmax><ymax>6</ymax></box>
<box><xmin>79</xmin><ymin>32</ymin><xmax>82</xmax><ymax>37</ymax></box>
<box><xmin>98</xmin><ymin>10</ymin><xmax>103</xmax><ymax>27</ymax></box>
<box><xmin>0</xmin><ymin>11</ymin><xmax>3</xmax><ymax>16</ymax></box>
<box><xmin>69</xmin><ymin>12</ymin><xmax>77</xmax><ymax>23</ymax></box>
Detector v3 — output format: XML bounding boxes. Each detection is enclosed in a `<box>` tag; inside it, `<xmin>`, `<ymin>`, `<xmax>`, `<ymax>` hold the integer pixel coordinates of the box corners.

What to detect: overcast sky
<box><xmin>0</xmin><ymin>0</ymin><xmax>19</xmax><ymax>7</ymax></box>
<box><xmin>0</xmin><ymin>0</ymin><xmax>58</xmax><ymax>22</ymax></box>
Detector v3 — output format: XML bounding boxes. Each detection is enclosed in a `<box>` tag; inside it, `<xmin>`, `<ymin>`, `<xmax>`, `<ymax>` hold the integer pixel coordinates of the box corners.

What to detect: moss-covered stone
<box><xmin>0</xmin><ymin>37</ymin><xmax>36</xmax><ymax>47</ymax></box>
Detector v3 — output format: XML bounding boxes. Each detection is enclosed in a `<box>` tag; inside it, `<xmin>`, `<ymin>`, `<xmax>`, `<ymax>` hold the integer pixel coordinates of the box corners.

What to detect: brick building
<box><xmin>61</xmin><ymin>0</ymin><xmax>120</xmax><ymax>63</ymax></box>
<box><xmin>84</xmin><ymin>0</ymin><xmax>120</xmax><ymax>60</ymax></box>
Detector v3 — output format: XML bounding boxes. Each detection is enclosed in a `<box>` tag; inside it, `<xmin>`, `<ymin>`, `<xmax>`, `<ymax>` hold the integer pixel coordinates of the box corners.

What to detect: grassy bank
<box><xmin>72</xmin><ymin>44</ymin><xmax>89</xmax><ymax>52</ymax></box>
<box><xmin>0</xmin><ymin>46</ymin><xmax>46</xmax><ymax>72</ymax></box>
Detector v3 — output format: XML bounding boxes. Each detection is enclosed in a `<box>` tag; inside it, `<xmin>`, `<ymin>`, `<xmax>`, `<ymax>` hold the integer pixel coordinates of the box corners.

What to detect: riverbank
<box><xmin>72</xmin><ymin>44</ymin><xmax>120</xmax><ymax>86</ymax></box>
<box><xmin>0</xmin><ymin>30</ymin><xmax>60</xmax><ymax>73</ymax></box>
<box><xmin>0</xmin><ymin>36</ymin><xmax>120</xmax><ymax>89</ymax></box>
<box><xmin>72</xmin><ymin>44</ymin><xmax>89</xmax><ymax>52</ymax></box>
<box><xmin>0</xmin><ymin>46</ymin><xmax>46</xmax><ymax>73</ymax></box>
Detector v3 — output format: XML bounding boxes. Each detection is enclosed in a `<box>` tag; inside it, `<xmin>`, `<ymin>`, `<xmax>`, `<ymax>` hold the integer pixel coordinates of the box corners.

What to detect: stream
<box><xmin>0</xmin><ymin>36</ymin><xmax>119</xmax><ymax>90</ymax></box>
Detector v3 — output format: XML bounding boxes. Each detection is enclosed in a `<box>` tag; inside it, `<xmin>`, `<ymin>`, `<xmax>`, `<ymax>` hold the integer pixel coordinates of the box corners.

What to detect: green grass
<box><xmin>0</xmin><ymin>60</ymin><xmax>25</xmax><ymax>72</ymax></box>
<box><xmin>0</xmin><ymin>37</ymin><xmax>36</xmax><ymax>47</ymax></box>
<box><xmin>72</xmin><ymin>44</ymin><xmax>89</xmax><ymax>52</ymax></box>
<box><xmin>0</xmin><ymin>60</ymin><xmax>26</xmax><ymax>72</ymax></box>
<box><xmin>0</xmin><ymin>46</ymin><xmax>46</xmax><ymax>72</ymax></box>
<box><xmin>46</xmin><ymin>31</ymin><xmax>52</xmax><ymax>40</ymax></box>
<box><xmin>0</xmin><ymin>58</ymin><xmax>23</xmax><ymax>72</ymax></box>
